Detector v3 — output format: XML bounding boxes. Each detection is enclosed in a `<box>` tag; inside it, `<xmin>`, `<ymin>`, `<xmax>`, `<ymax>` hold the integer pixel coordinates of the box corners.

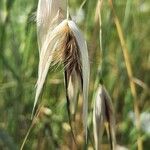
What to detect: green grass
<box><xmin>0</xmin><ymin>0</ymin><xmax>150</xmax><ymax>149</ymax></box>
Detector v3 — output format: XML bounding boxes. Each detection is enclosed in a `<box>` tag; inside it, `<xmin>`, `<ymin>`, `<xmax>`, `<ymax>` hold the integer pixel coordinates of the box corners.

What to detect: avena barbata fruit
<box><xmin>37</xmin><ymin>0</ymin><xmax>67</xmax><ymax>50</ymax></box>
<box><xmin>32</xmin><ymin>0</ymin><xmax>90</xmax><ymax>139</ymax></box>
<box><xmin>93</xmin><ymin>84</ymin><xmax>116</xmax><ymax>150</ymax></box>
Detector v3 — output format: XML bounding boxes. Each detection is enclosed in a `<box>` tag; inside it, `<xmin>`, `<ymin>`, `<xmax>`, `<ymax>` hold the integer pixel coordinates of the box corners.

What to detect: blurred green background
<box><xmin>0</xmin><ymin>0</ymin><xmax>150</xmax><ymax>150</ymax></box>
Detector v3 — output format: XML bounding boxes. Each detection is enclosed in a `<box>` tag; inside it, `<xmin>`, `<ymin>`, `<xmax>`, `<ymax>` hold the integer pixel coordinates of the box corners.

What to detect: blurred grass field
<box><xmin>0</xmin><ymin>0</ymin><xmax>150</xmax><ymax>149</ymax></box>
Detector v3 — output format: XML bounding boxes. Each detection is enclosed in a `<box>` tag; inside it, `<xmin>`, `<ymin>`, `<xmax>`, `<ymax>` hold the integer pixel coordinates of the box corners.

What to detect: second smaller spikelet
<box><xmin>93</xmin><ymin>84</ymin><xmax>116</xmax><ymax>150</ymax></box>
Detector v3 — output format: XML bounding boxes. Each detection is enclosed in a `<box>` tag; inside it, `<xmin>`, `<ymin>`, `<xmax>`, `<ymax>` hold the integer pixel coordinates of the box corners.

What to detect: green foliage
<box><xmin>0</xmin><ymin>0</ymin><xmax>149</xmax><ymax>149</ymax></box>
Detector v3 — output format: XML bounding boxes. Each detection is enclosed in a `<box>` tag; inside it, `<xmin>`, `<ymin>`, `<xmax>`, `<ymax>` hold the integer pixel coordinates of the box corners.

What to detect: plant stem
<box><xmin>108</xmin><ymin>1</ymin><xmax>143</xmax><ymax>150</ymax></box>
<box><xmin>20</xmin><ymin>105</ymin><xmax>43</xmax><ymax>150</ymax></box>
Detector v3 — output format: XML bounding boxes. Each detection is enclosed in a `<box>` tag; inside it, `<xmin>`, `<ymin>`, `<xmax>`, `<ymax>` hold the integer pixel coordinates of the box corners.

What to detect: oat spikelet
<box><xmin>93</xmin><ymin>86</ymin><xmax>105</xmax><ymax>150</ymax></box>
<box><xmin>93</xmin><ymin>84</ymin><xmax>116</xmax><ymax>150</ymax></box>
<box><xmin>32</xmin><ymin>0</ymin><xmax>67</xmax><ymax>117</ymax></box>
<box><xmin>33</xmin><ymin>20</ymin><xmax>69</xmax><ymax>116</ymax></box>
<box><xmin>33</xmin><ymin>19</ymin><xmax>90</xmax><ymax>139</ymax></box>
<box><xmin>37</xmin><ymin>0</ymin><xmax>67</xmax><ymax>51</ymax></box>
<box><xmin>68</xmin><ymin>21</ymin><xmax>90</xmax><ymax>139</ymax></box>
<box><xmin>67</xmin><ymin>69</ymin><xmax>80</xmax><ymax>115</ymax></box>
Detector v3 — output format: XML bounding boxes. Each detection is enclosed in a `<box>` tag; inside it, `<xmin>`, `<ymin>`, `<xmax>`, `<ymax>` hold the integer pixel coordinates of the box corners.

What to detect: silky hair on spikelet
<box><xmin>93</xmin><ymin>84</ymin><xmax>116</xmax><ymax>150</ymax></box>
